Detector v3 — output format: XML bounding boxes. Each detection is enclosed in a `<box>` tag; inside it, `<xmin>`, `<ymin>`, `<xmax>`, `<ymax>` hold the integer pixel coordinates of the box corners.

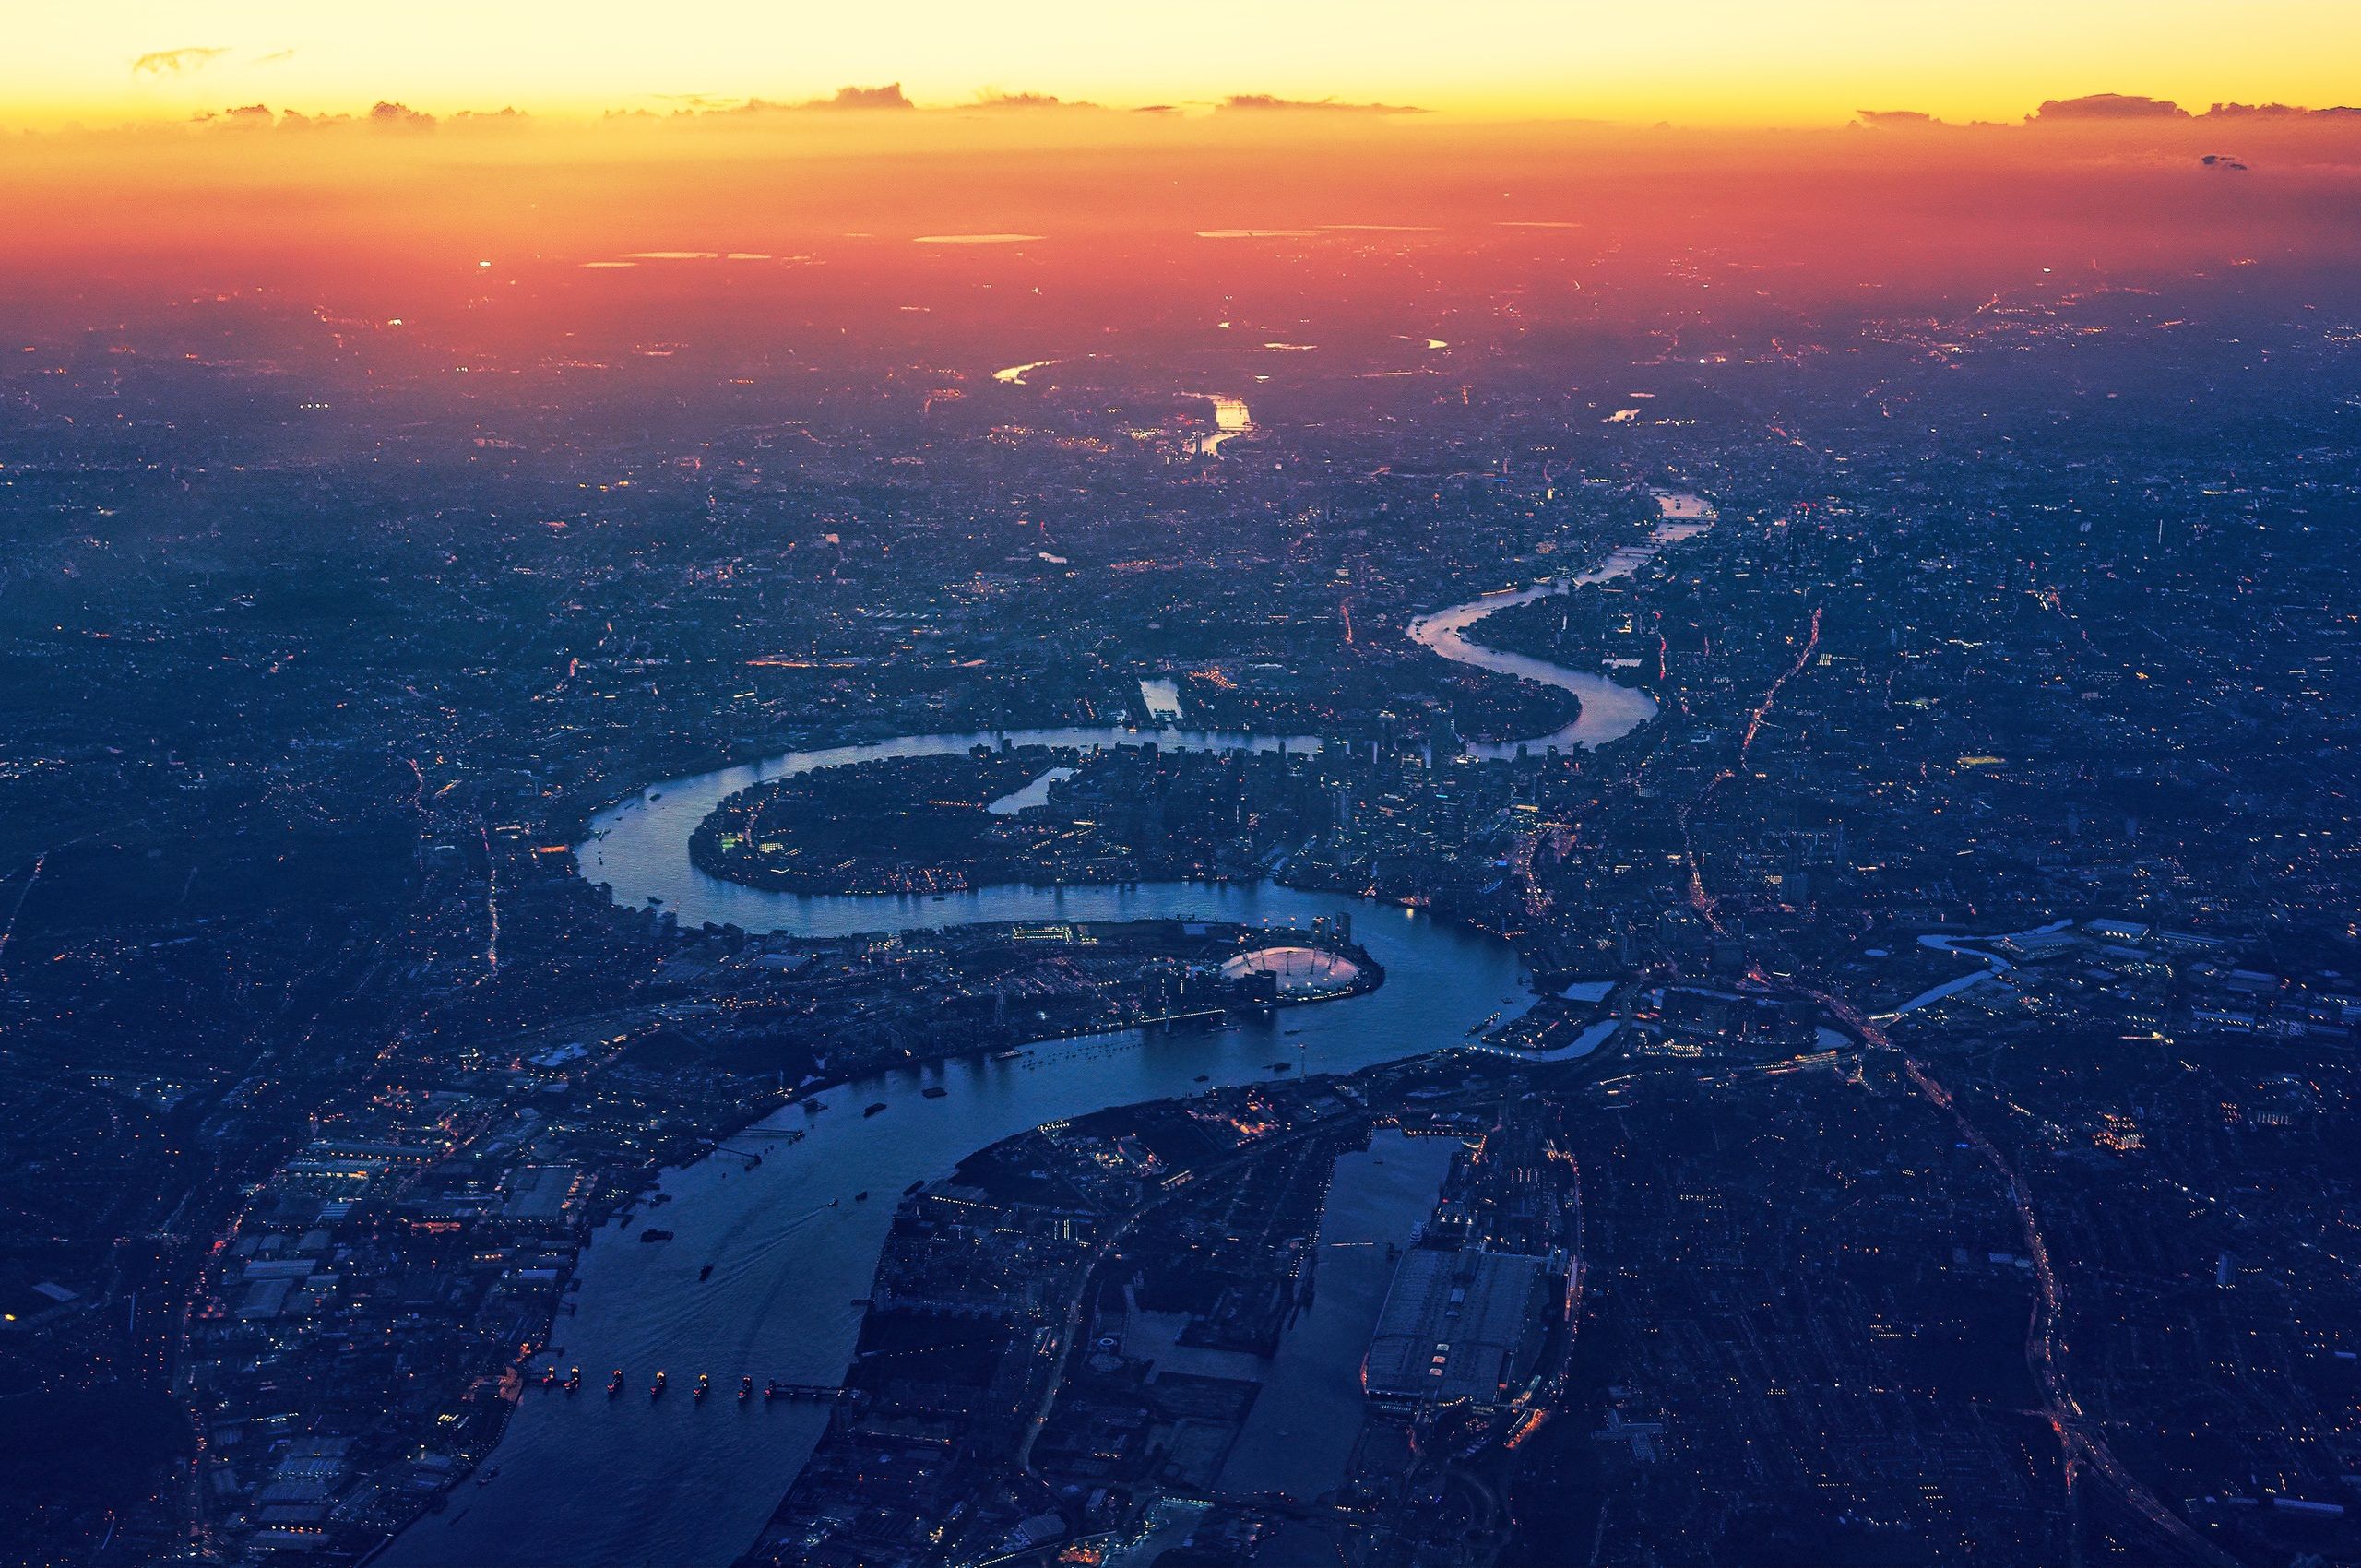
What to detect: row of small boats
<box><xmin>534</xmin><ymin>1366</ymin><xmax>794</xmax><ymax>1404</ymax></box>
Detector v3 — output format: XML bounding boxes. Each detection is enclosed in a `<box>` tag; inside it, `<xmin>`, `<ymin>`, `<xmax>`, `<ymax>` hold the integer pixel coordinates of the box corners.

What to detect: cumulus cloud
<box><xmin>971</xmin><ymin>90</ymin><xmax>1092</xmax><ymax>111</ymax></box>
<box><xmin>2029</xmin><ymin>93</ymin><xmax>2189</xmax><ymax>123</ymax></box>
<box><xmin>2202</xmin><ymin>101</ymin><xmax>2361</xmax><ymax>119</ymax></box>
<box><xmin>1218</xmin><ymin>93</ymin><xmax>1426</xmax><ymax>115</ymax></box>
<box><xmin>696</xmin><ymin>83</ymin><xmax>916</xmax><ymax>114</ymax></box>
<box><xmin>812</xmin><ymin>83</ymin><xmax>913</xmax><ymax>111</ymax></box>
<box><xmin>1856</xmin><ymin>97</ymin><xmax>2361</xmax><ymax>134</ymax></box>
<box><xmin>367</xmin><ymin>101</ymin><xmax>436</xmax><ymax>130</ymax></box>
<box><xmin>1855</xmin><ymin>109</ymin><xmax>1946</xmax><ymax>128</ymax></box>
<box><xmin>132</xmin><ymin>46</ymin><xmax>230</xmax><ymax>76</ymax></box>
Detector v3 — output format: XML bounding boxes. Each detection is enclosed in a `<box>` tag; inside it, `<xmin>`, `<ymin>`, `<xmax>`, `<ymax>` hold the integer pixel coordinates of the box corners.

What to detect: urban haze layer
<box><xmin>5</xmin><ymin>137</ymin><xmax>2361</xmax><ymax>1568</ymax></box>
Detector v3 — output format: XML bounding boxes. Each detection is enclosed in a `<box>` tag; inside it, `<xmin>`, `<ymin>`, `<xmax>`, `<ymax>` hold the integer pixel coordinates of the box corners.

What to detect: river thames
<box><xmin>385</xmin><ymin>497</ymin><xmax>1711</xmax><ymax>1566</ymax></box>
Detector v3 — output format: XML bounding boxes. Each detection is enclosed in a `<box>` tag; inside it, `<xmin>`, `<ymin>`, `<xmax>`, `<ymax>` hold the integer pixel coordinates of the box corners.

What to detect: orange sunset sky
<box><xmin>15</xmin><ymin>0</ymin><xmax>2361</xmax><ymax>128</ymax></box>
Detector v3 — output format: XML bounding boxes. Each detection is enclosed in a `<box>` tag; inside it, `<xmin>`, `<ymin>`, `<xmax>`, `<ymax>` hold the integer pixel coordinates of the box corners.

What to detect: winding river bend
<box><xmin>1408</xmin><ymin>490</ymin><xmax>1715</xmax><ymax>757</ymax></box>
<box><xmin>386</xmin><ymin>496</ymin><xmax>1711</xmax><ymax>1567</ymax></box>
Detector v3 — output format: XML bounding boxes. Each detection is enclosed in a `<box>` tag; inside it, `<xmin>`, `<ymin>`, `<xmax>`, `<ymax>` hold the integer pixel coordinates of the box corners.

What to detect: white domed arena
<box><xmin>1218</xmin><ymin>945</ymin><xmax>1362</xmax><ymax>999</ymax></box>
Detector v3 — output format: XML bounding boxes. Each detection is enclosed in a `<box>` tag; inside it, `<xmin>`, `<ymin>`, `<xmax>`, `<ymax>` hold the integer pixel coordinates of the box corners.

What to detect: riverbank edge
<box><xmin>749</xmin><ymin>1034</ymin><xmax>1636</xmax><ymax>1562</ymax></box>
<box><xmin>365</xmin><ymin>921</ymin><xmax>1393</xmax><ymax>1554</ymax></box>
<box><xmin>393</xmin><ymin>510</ymin><xmax>1712</xmax><ymax>1555</ymax></box>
